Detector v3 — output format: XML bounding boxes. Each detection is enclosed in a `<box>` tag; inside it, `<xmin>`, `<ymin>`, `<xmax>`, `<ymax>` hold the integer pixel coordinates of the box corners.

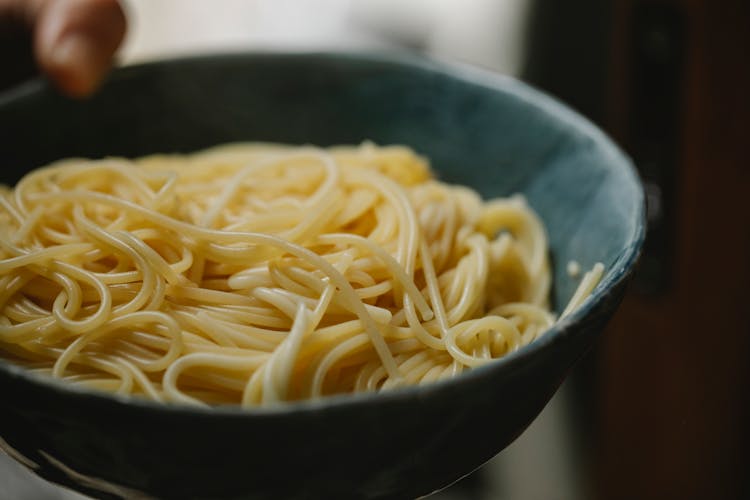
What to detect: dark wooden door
<box><xmin>596</xmin><ymin>1</ymin><xmax>750</xmax><ymax>499</ymax></box>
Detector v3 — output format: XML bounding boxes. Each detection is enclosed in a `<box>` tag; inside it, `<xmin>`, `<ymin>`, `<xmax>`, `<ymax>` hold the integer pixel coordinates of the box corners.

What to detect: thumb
<box><xmin>35</xmin><ymin>0</ymin><xmax>127</xmax><ymax>97</ymax></box>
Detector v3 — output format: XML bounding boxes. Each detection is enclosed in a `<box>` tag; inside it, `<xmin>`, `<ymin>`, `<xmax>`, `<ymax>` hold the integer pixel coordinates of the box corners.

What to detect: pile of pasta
<box><xmin>0</xmin><ymin>143</ymin><xmax>602</xmax><ymax>406</ymax></box>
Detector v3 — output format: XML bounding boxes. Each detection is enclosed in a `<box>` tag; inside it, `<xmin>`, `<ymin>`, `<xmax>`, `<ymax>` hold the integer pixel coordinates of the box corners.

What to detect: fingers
<box><xmin>34</xmin><ymin>0</ymin><xmax>127</xmax><ymax>97</ymax></box>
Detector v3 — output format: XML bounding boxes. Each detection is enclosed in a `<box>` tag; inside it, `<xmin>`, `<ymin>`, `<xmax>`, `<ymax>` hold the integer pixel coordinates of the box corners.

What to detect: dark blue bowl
<box><xmin>0</xmin><ymin>52</ymin><xmax>644</xmax><ymax>499</ymax></box>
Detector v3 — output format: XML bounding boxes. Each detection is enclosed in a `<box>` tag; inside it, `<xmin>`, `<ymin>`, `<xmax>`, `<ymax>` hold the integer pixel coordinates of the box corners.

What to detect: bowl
<box><xmin>0</xmin><ymin>52</ymin><xmax>644</xmax><ymax>499</ymax></box>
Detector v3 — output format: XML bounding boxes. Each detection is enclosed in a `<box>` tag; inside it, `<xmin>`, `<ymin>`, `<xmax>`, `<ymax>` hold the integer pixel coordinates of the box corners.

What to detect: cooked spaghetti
<box><xmin>0</xmin><ymin>143</ymin><xmax>603</xmax><ymax>406</ymax></box>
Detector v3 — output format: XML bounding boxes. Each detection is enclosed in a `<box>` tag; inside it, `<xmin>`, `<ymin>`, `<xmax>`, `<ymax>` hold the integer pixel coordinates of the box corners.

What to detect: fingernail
<box><xmin>46</xmin><ymin>33</ymin><xmax>102</xmax><ymax>97</ymax></box>
<box><xmin>49</xmin><ymin>33</ymin><xmax>89</xmax><ymax>69</ymax></box>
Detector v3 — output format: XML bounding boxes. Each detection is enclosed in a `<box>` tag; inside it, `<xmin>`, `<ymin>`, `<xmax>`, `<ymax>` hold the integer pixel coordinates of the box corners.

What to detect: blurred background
<box><xmin>1</xmin><ymin>0</ymin><xmax>748</xmax><ymax>499</ymax></box>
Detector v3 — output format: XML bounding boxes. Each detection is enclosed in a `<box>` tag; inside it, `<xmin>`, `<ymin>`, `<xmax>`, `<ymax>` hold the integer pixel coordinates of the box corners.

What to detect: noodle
<box><xmin>0</xmin><ymin>143</ymin><xmax>602</xmax><ymax>407</ymax></box>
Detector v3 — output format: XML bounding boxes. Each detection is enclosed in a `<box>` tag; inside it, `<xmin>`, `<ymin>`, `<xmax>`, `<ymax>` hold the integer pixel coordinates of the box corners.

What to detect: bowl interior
<box><xmin>0</xmin><ymin>52</ymin><xmax>642</xmax><ymax>312</ymax></box>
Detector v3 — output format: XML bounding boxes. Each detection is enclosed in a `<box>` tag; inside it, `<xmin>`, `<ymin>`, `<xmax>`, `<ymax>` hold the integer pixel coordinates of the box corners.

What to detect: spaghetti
<box><xmin>0</xmin><ymin>143</ymin><xmax>603</xmax><ymax>406</ymax></box>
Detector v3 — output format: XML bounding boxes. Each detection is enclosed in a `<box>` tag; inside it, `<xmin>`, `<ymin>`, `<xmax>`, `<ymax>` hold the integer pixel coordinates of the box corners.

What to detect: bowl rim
<box><xmin>0</xmin><ymin>50</ymin><xmax>646</xmax><ymax>417</ymax></box>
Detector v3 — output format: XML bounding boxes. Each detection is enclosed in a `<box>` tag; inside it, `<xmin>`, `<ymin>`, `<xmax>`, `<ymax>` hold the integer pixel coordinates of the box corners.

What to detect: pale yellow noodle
<box><xmin>0</xmin><ymin>143</ymin><xmax>603</xmax><ymax>407</ymax></box>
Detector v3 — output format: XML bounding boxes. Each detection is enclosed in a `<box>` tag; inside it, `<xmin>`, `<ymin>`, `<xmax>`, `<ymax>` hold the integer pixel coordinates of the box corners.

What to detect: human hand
<box><xmin>0</xmin><ymin>0</ymin><xmax>126</xmax><ymax>97</ymax></box>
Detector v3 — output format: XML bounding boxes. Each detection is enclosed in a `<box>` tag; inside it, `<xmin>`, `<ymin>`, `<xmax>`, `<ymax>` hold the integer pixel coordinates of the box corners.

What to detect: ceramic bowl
<box><xmin>0</xmin><ymin>52</ymin><xmax>644</xmax><ymax>500</ymax></box>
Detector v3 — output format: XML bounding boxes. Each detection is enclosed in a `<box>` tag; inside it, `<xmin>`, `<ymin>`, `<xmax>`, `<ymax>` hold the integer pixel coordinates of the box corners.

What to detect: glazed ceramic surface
<box><xmin>0</xmin><ymin>52</ymin><xmax>644</xmax><ymax>500</ymax></box>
